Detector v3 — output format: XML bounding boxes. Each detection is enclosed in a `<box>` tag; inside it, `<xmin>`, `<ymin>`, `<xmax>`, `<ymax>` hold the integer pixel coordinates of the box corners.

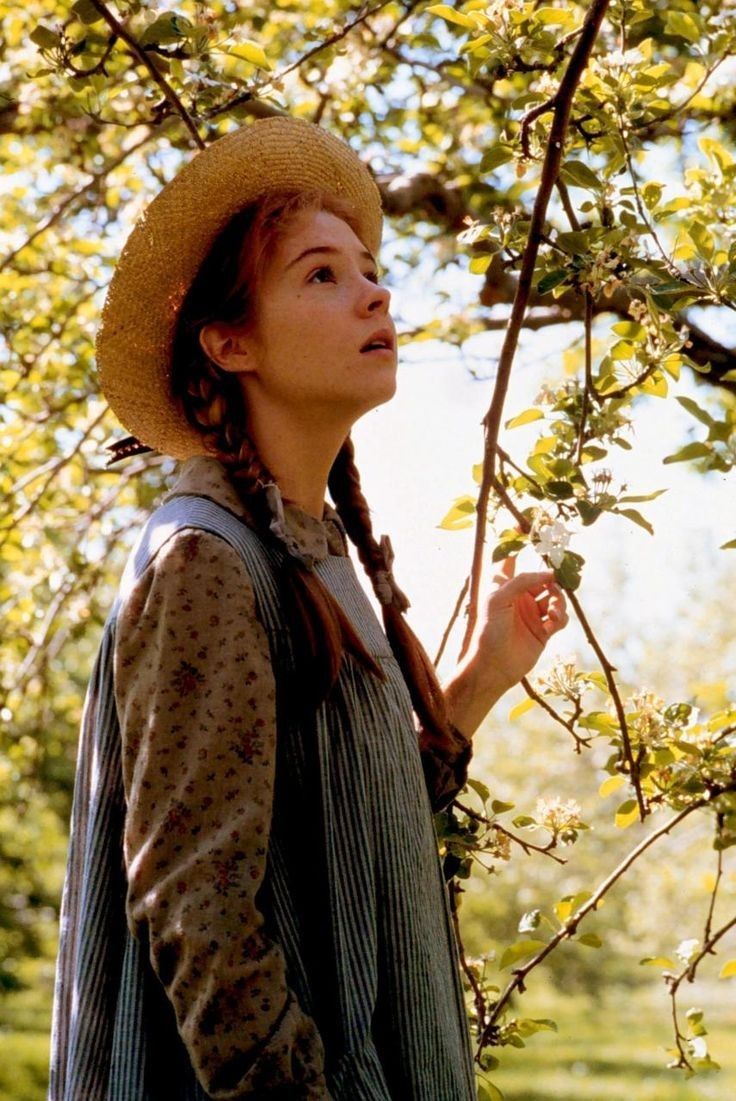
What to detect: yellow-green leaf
<box><xmin>508</xmin><ymin>697</ymin><xmax>536</xmax><ymax>722</ymax></box>
<box><xmin>426</xmin><ymin>4</ymin><xmax>474</xmax><ymax>27</ymax></box>
<box><xmin>438</xmin><ymin>496</ymin><xmax>476</xmax><ymax>530</ymax></box>
<box><xmin>615</xmin><ymin>799</ymin><xmax>640</xmax><ymax>829</ymax></box>
<box><xmin>535</xmin><ymin>5</ymin><xmax>575</xmax><ymax>24</ymax></box>
<box><xmin>719</xmin><ymin>960</ymin><xmax>736</xmax><ymax>979</ymax></box>
<box><xmin>641</xmin><ymin>956</ymin><xmax>676</xmax><ymax>968</ymax></box>
<box><xmin>469</xmin><ymin>254</ymin><xmax>493</xmax><ymax>275</ymax></box>
<box><xmin>499</xmin><ymin>940</ymin><xmax>547</xmax><ymax>970</ymax></box>
<box><xmin>228</xmin><ymin>40</ymin><xmax>271</xmax><ymax>69</ymax></box>
<box><xmin>505</xmin><ymin>408</ymin><xmax>544</xmax><ymax>429</ymax></box>
<box><xmin>599</xmin><ymin>775</ymin><xmax>626</xmax><ymax>798</ymax></box>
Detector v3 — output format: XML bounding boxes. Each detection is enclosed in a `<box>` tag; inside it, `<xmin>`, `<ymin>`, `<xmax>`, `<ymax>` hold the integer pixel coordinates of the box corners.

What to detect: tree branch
<box><xmin>478</xmin><ymin>799</ymin><xmax>705</xmax><ymax>1052</ymax></box>
<box><xmin>460</xmin><ymin>0</ymin><xmax>613</xmax><ymax>661</ymax></box>
<box><xmin>89</xmin><ymin>0</ymin><xmax>204</xmax><ymax>149</ymax></box>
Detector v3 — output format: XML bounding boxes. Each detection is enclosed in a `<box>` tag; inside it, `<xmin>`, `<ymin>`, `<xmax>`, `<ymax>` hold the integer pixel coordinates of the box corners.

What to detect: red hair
<box><xmin>172</xmin><ymin>191</ymin><xmax>452</xmax><ymax>747</ymax></box>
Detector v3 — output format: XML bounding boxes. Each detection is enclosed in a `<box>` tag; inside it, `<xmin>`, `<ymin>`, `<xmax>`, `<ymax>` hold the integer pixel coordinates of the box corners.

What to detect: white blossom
<box><xmin>532</xmin><ymin>513</ymin><xmax>571</xmax><ymax>568</ymax></box>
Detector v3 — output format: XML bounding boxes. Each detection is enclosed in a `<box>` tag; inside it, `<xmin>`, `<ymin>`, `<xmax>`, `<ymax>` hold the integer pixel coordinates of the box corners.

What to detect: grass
<box><xmin>479</xmin><ymin>983</ymin><xmax>736</xmax><ymax>1101</ymax></box>
<box><xmin>0</xmin><ymin>984</ymin><xmax>734</xmax><ymax>1101</ymax></box>
<box><xmin>0</xmin><ymin>1032</ymin><xmax>49</xmax><ymax>1101</ymax></box>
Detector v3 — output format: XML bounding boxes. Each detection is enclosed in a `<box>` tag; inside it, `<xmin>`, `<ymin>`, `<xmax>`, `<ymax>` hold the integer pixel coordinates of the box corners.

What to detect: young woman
<box><xmin>49</xmin><ymin>116</ymin><xmax>567</xmax><ymax>1101</ymax></box>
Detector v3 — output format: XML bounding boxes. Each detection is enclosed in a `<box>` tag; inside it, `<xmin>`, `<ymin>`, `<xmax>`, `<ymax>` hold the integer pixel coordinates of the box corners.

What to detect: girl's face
<box><xmin>226</xmin><ymin>208</ymin><xmax>398</xmax><ymax>427</ymax></box>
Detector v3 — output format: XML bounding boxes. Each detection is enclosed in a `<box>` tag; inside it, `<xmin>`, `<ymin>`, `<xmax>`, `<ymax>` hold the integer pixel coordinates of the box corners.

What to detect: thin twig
<box><xmin>520</xmin><ymin>676</ymin><xmax>591</xmax><ymax>752</ymax></box>
<box><xmin>89</xmin><ymin>0</ymin><xmax>204</xmax><ymax>149</ymax></box>
<box><xmin>667</xmin><ymin>908</ymin><xmax>736</xmax><ymax>1071</ymax></box>
<box><xmin>576</xmin><ymin>293</ymin><xmax>595</xmax><ymax>462</ymax></box>
<box><xmin>566</xmin><ymin>589</ymin><xmax>644</xmax><ymax>816</ymax></box>
<box><xmin>434</xmin><ymin>574</ymin><xmax>470</xmax><ymax>666</ymax></box>
<box><xmin>449</xmin><ymin>881</ymin><xmax>488</xmax><ymax>1032</ymax></box>
<box><xmin>453</xmin><ymin>799</ymin><xmax>568</xmax><ymax>864</ymax></box>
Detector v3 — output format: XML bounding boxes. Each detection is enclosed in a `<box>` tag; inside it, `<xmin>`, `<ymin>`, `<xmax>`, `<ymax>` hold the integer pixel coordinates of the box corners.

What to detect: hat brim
<box><xmin>97</xmin><ymin>116</ymin><xmax>384</xmax><ymax>460</ymax></box>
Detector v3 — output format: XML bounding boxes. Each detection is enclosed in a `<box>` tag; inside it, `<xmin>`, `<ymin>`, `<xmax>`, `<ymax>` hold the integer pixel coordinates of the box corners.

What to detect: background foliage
<box><xmin>2</xmin><ymin>0</ymin><xmax>736</xmax><ymax>1096</ymax></box>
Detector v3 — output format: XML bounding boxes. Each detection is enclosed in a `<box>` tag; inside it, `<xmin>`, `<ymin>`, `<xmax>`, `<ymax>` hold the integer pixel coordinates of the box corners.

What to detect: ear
<box><xmin>199</xmin><ymin>321</ymin><xmax>257</xmax><ymax>375</ymax></box>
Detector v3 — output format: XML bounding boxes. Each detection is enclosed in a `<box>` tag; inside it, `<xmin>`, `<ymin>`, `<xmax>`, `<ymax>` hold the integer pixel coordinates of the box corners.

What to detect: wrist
<box><xmin>442</xmin><ymin>652</ymin><xmax>513</xmax><ymax>741</ymax></box>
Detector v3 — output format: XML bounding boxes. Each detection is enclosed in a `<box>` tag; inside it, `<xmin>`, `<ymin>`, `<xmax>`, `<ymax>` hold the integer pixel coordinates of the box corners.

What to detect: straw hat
<box><xmin>97</xmin><ymin>116</ymin><xmax>384</xmax><ymax>460</ymax></box>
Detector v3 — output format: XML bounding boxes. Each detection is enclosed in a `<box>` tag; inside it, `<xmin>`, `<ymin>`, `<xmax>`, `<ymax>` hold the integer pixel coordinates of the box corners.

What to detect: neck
<box><xmin>244</xmin><ymin>399</ymin><xmax>352</xmax><ymax>519</ymax></box>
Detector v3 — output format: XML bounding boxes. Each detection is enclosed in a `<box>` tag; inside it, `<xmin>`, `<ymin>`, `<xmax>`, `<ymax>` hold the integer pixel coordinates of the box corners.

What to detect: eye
<box><xmin>308</xmin><ymin>265</ymin><xmax>336</xmax><ymax>283</ymax></box>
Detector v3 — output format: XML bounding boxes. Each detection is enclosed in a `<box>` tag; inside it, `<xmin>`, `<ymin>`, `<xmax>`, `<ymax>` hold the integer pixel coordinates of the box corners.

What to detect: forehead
<box><xmin>276</xmin><ymin>208</ymin><xmax>372</xmax><ymax>265</ymax></box>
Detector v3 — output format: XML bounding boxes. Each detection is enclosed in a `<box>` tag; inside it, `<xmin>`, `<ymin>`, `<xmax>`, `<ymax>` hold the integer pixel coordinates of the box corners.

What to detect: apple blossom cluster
<box><xmin>530</xmin><ymin>510</ymin><xmax>571</xmax><ymax>568</ymax></box>
<box><xmin>534</xmin><ymin>796</ymin><xmax>584</xmax><ymax>835</ymax></box>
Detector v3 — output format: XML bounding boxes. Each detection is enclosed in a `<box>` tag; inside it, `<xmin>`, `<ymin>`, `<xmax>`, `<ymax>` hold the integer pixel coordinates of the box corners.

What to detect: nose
<box><xmin>359</xmin><ymin>274</ymin><xmax>391</xmax><ymax>315</ymax></box>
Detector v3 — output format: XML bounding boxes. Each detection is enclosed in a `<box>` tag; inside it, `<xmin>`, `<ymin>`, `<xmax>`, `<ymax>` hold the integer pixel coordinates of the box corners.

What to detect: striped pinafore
<box><xmin>49</xmin><ymin>493</ymin><xmax>476</xmax><ymax>1101</ymax></box>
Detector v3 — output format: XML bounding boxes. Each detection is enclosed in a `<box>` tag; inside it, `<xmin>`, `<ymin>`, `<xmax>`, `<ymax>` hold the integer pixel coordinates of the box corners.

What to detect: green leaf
<box><xmin>499</xmin><ymin>940</ymin><xmax>547</xmax><ymax>970</ymax></box>
<box><xmin>30</xmin><ymin>24</ymin><xmax>61</xmax><ymax>49</ymax></box>
<box><xmin>675</xmin><ymin>396</ymin><xmax>714</xmax><ymax>426</ymax></box>
<box><xmin>615</xmin><ymin>799</ymin><xmax>640</xmax><ymax>829</ymax></box>
<box><xmin>537</xmin><ymin>270</ymin><xmax>569</xmax><ymax>295</ymax></box>
<box><xmin>666</xmin><ymin>10</ymin><xmax>701</xmax><ymax>42</ymax></box>
<box><xmin>577</xmin><ymin>933</ymin><xmax>602</xmax><ymax>948</ymax></box>
<box><xmin>614</xmin><ymin>508</ymin><xmax>654</xmax><ymax>535</ymax></box>
<box><xmin>140</xmin><ymin>14</ymin><xmax>194</xmax><ymax>46</ymax></box>
<box><xmin>618</xmin><ymin>490</ymin><xmax>667</xmax><ymax>504</ymax></box>
<box><xmin>560</xmin><ymin>160</ymin><xmax>603</xmax><ymax>191</ymax></box>
<box><xmin>663</xmin><ymin>441</ymin><xmax>712</xmax><ymax>464</ymax></box>
<box><xmin>515</xmin><ymin>1017</ymin><xmax>558</xmax><ymax>1036</ymax></box>
<box><xmin>426</xmin><ymin>4</ymin><xmax>475</xmax><ymax>27</ymax></box>
<box><xmin>71</xmin><ymin>0</ymin><xmax>103</xmax><ymax>24</ymax></box>
<box><xmin>546</xmin><ymin>480</ymin><xmax>575</xmax><ymax>500</ymax></box>
<box><xmin>478</xmin><ymin>1081</ymin><xmax>505</xmax><ymax>1101</ymax></box>
<box><xmin>577</xmin><ymin>499</ymin><xmax>602</xmax><ymax>526</ymax></box>
<box><xmin>467</xmin><ymin>777</ymin><xmax>491</xmax><ymax>803</ymax></box>
<box><xmin>492</xmin><ymin>538</ymin><xmax>526</xmax><ymax>562</ymax></box>
<box><xmin>481</xmin><ymin>145</ymin><xmax>514</xmax><ymax>172</ymax></box>
<box><xmin>491</xmin><ymin>798</ymin><xmax>515</xmax><ymax>814</ymax></box>
<box><xmin>505</xmin><ymin>408</ymin><xmax>544</xmax><ymax>429</ymax></box>
<box><xmin>554</xmin><ymin>551</ymin><xmax>584</xmax><ymax>592</ymax></box>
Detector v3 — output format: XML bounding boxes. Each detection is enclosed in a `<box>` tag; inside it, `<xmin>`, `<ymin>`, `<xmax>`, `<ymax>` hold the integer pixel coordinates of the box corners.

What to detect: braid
<box><xmin>180</xmin><ymin>359</ymin><xmax>385</xmax><ymax>707</ymax></box>
<box><xmin>329</xmin><ymin>436</ymin><xmax>452</xmax><ymax>750</ymax></box>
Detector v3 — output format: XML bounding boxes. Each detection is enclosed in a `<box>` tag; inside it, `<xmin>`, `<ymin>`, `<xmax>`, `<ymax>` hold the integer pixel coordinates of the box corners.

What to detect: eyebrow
<box><xmin>284</xmin><ymin>244</ymin><xmax>379</xmax><ymax>272</ymax></box>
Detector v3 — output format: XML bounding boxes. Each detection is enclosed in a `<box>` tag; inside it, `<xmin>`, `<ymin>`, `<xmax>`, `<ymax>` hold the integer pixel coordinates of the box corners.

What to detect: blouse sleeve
<box><xmin>113</xmin><ymin>528</ymin><xmax>330</xmax><ymax>1099</ymax></box>
<box><xmin>418</xmin><ymin>723</ymin><xmax>473</xmax><ymax>813</ymax></box>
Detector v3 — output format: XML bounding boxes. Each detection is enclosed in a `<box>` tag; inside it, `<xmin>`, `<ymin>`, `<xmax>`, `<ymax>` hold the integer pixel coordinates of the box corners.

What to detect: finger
<box><xmin>492</xmin><ymin>554</ymin><xmax>516</xmax><ymax>587</ymax></box>
<box><xmin>490</xmin><ymin>571</ymin><xmax>557</xmax><ymax>602</ymax></box>
<box><xmin>541</xmin><ymin>595</ymin><xmax>569</xmax><ymax>635</ymax></box>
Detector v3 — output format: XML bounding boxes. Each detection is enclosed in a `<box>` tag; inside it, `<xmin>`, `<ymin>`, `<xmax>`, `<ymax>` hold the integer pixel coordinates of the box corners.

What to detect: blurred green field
<box><xmin>2</xmin><ymin>984</ymin><xmax>734</xmax><ymax>1101</ymax></box>
<box><xmin>480</xmin><ymin>984</ymin><xmax>736</xmax><ymax>1101</ymax></box>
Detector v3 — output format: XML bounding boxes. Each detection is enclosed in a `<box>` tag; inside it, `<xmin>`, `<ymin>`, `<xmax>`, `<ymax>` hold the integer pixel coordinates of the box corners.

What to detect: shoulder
<box><xmin>118</xmin><ymin>525</ymin><xmax>260</xmax><ymax>624</ymax></box>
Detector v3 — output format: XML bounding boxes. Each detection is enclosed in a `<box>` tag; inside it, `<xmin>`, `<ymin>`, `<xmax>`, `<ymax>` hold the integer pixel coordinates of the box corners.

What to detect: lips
<box><xmin>360</xmin><ymin>328</ymin><xmax>395</xmax><ymax>353</ymax></box>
